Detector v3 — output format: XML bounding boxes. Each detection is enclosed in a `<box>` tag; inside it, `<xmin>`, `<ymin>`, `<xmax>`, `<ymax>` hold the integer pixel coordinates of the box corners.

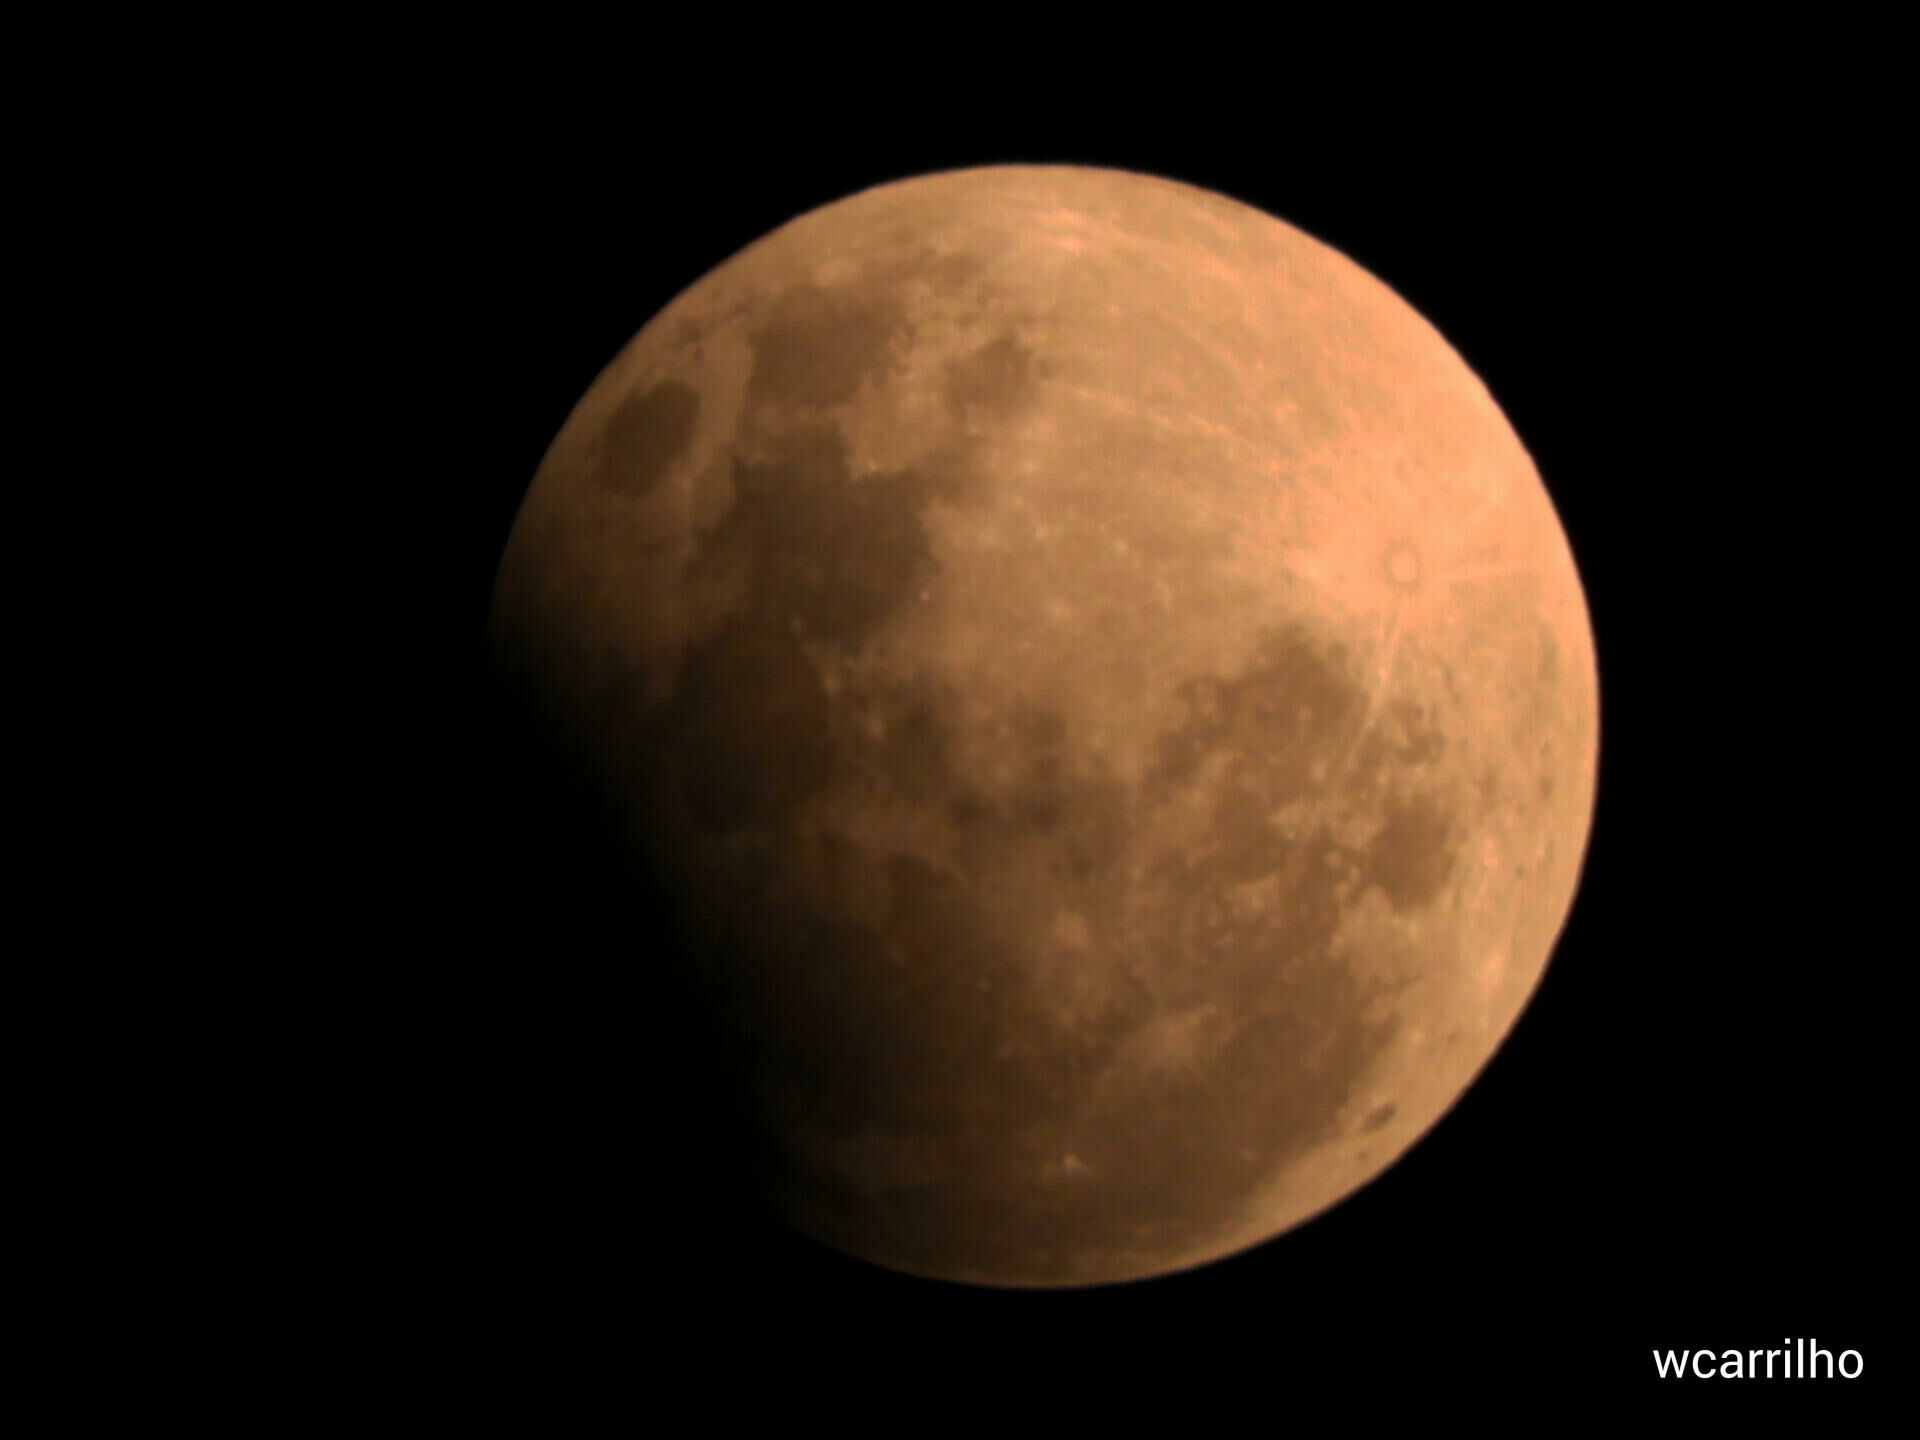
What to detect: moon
<box><xmin>488</xmin><ymin>165</ymin><xmax>1598</xmax><ymax>1287</ymax></box>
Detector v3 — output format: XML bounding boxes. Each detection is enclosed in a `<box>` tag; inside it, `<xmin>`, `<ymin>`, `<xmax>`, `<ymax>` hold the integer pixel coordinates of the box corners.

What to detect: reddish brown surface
<box><xmin>489</xmin><ymin>166</ymin><xmax>1597</xmax><ymax>1285</ymax></box>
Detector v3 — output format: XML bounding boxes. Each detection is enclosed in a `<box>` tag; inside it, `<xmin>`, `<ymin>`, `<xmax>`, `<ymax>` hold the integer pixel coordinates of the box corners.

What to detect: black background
<box><xmin>314</xmin><ymin>56</ymin><xmax>1897</xmax><ymax>1411</ymax></box>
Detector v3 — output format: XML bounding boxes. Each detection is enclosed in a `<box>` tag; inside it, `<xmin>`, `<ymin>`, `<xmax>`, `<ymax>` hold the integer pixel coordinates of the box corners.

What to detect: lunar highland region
<box><xmin>489</xmin><ymin>166</ymin><xmax>1599</xmax><ymax>1286</ymax></box>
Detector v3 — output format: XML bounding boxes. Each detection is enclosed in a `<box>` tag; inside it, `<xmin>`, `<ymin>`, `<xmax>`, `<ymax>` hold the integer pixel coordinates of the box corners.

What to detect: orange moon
<box><xmin>488</xmin><ymin>165</ymin><xmax>1598</xmax><ymax>1286</ymax></box>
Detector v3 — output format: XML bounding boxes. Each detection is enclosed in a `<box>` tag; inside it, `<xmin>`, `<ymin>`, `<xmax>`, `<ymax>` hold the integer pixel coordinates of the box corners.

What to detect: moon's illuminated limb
<box><xmin>489</xmin><ymin>165</ymin><xmax>1598</xmax><ymax>1287</ymax></box>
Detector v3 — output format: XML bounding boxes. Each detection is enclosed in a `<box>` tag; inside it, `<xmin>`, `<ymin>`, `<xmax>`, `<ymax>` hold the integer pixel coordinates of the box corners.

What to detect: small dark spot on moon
<box><xmin>1477</xmin><ymin>768</ymin><xmax>1501</xmax><ymax>808</ymax></box>
<box><xmin>1385</xmin><ymin>699</ymin><xmax>1446</xmax><ymax>766</ymax></box>
<box><xmin>1366</xmin><ymin>794</ymin><xmax>1457</xmax><ymax>911</ymax></box>
<box><xmin>944</xmin><ymin>334</ymin><xmax>1039</xmax><ymax>419</ymax></box>
<box><xmin>595</xmin><ymin>381</ymin><xmax>699</xmax><ymax>498</ymax></box>
<box><xmin>922</xmin><ymin>250</ymin><xmax>987</xmax><ymax>289</ymax></box>
<box><xmin>1361</xmin><ymin>1102</ymin><xmax>1396</xmax><ymax>1133</ymax></box>
<box><xmin>1010</xmin><ymin>704</ymin><xmax>1067</xmax><ymax>752</ymax></box>
<box><xmin>946</xmin><ymin>789</ymin><xmax>990</xmax><ymax>832</ymax></box>
<box><xmin>1210</xmin><ymin>783</ymin><xmax>1278</xmax><ymax>880</ymax></box>
<box><xmin>1016</xmin><ymin>786</ymin><xmax>1064</xmax><ymax>832</ymax></box>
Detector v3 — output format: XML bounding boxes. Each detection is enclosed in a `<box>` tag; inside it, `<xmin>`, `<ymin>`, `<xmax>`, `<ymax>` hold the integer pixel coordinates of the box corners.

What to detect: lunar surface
<box><xmin>489</xmin><ymin>166</ymin><xmax>1598</xmax><ymax>1286</ymax></box>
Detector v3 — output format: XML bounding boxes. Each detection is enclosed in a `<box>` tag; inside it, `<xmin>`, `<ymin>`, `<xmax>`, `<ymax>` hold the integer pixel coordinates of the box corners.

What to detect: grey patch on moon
<box><xmin>1536</xmin><ymin>622</ymin><xmax>1562</xmax><ymax>686</ymax></box>
<box><xmin>1366</xmin><ymin>794</ymin><xmax>1458</xmax><ymax>913</ymax></box>
<box><xmin>694</xmin><ymin>425</ymin><xmax>952</xmax><ymax>652</ymax></box>
<box><xmin>593</xmin><ymin>381</ymin><xmax>700</xmax><ymax>498</ymax></box>
<box><xmin>943</xmin><ymin>333</ymin><xmax>1040</xmax><ymax>420</ymax></box>
<box><xmin>745</xmin><ymin>283</ymin><xmax>913</xmax><ymax>411</ymax></box>
<box><xmin>1147</xmin><ymin>626</ymin><xmax>1364</xmax><ymax>807</ymax></box>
